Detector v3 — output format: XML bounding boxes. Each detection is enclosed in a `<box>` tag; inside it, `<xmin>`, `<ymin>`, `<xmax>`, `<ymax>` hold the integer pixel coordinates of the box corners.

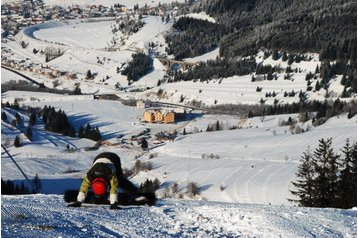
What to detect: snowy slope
<box><xmin>1</xmin><ymin>91</ymin><xmax>356</xmax><ymax>206</ymax></box>
<box><xmin>1</xmin><ymin>194</ymin><xmax>356</xmax><ymax>238</ymax></box>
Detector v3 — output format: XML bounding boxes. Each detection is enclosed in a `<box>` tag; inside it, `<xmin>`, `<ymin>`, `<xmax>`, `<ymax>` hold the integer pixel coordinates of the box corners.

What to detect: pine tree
<box><xmin>141</xmin><ymin>138</ymin><xmax>148</xmax><ymax>150</ymax></box>
<box><xmin>26</xmin><ymin>127</ymin><xmax>33</xmax><ymax>141</ymax></box>
<box><xmin>289</xmin><ymin>150</ymin><xmax>316</xmax><ymax>206</ymax></box>
<box><xmin>14</xmin><ymin>136</ymin><xmax>21</xmax><ymax>147</ymax></box>
<box><xmin>312</xmin><ymin>138</ymin><xmax>341</xmax><ymax>207</ymax></box>
<box><xmin>282</xmin><ymin>51</ymin><xmax>288</xmax><ymax>61</ymax></box>
<box><xmin>272</xmin><ymin>50</ymin><xmax>279</xmax><ymax>60</ymax></box>
<box><xmin>78</xmin><ymin>125</ymin><xmax>84</xmax><ymax>138</ymax></box>
<box><xmin>1</xmin><ymin>112</ymin><xmax>7</xmax><ymax>121</ymax></box>
<box><xmin>338</xmin><ymin>140</ymin><xmax>357</xmax><ymax>208</ymax></box>
<box><xmin>29</xmin><ymin>112</ymin><xmax>36</xmax><ymax>126</ymax></box>
<box><xmin>86</xmin><ymin>70</ymin><xmax>93</xmax><ymax>79</ymax></box>
<box><xmin>33</xmin><ymin>174</ymin><xmax>41</xmax><ymax>193</ymax></box>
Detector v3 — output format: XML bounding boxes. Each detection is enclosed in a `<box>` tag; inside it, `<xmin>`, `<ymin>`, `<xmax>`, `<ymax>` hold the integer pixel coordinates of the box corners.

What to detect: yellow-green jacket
<box><xmin>77</xmin><ymin>158</ymin><xmax>119</xmax><ymax>204</ymax></box>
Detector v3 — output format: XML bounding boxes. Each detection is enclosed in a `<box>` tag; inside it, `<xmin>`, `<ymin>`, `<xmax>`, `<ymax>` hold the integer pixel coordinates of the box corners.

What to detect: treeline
<box><xmin>42</xmin><ymin>105</ymin><xmax>76</xmax><ymax>137</ymax></box>
<box><xmin>121</xmin><ymin>53</ymin><xmax>153</xmax><ymax>85</ymax></box>
<box><xmin>247</xmin><ymin>99</ymin><xmax>357</xmax><ymax>121</ymax></box>
<box><xmin>206</xmin><ymin>98</ymin><xmax>357</xmax><ymax>121</ymax></box>
<box><xmin>290</xmin><ymin>138</ymin><xmax>357</xmax><ymax>209</ymax></box>
<box><xmin>172</xmin><ymin>57</ymin><xmax>256</xmax><ymax>82</ymax></box>
<box><xmin>1</xmin><ymin>174</ymin><xmax>41</xmax><ymax>195</ymax></box>
<box><xmin>43</xmin><ymin>106</ymin><xmax>102</xmax><ymax>141</ymax></box>
<box><xmin>2</xmin><ymin>103</ymin><xmax>102</xmax><ymax>147</ymax></box>
<box><xmin>78</xmin><ymin>123</ymin><xmax>102</xmax><ymax>141</ymax></box>
<box><xmin>165</xmin><ymin>17</ymin><xmax>227</xmax><ymax>60</ymax></box>
<box><xmin>1</xmin><ymin>179</ymin><xmax>31</xmax><ymax>195</ymax></box>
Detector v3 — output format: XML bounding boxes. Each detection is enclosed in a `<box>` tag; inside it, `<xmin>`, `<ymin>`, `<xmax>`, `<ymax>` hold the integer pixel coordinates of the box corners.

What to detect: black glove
<box><xmin>67</xmin><ymin>201</ymin><xmax>82</xmax><ymax>207</ymax></box>
<box><xmin>110</xmin><ymin>203</ymin><xmax>121</xmax><ymax>210</ymax></box>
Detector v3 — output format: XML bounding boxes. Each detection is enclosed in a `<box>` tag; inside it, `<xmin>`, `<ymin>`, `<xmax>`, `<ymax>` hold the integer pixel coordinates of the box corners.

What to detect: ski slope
<box><xmin>1</xmin><ymin>194</ymin><xmax>356</xmax><ymax>238</ymax></box>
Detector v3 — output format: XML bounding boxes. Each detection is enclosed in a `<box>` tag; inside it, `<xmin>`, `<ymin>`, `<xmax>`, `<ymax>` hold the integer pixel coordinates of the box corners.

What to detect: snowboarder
<box><xmin>67</xmin><ymin>152</ymin><xmax>139</xmax><ymax>209</ymax></box>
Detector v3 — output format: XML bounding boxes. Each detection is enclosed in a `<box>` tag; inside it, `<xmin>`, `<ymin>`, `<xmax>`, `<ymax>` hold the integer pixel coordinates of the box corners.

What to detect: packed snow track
<box><xmin>1</xmin><ymin>195</ymin><xmax>356</xmax><ymax>238</ymax></box>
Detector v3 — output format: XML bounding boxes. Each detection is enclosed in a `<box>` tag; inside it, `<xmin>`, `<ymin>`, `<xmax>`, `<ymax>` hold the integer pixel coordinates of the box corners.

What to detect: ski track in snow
<box><xmin>2</xmin><ymin>195</ymin><xmax>356</xmax><ymax>238</ymax></box>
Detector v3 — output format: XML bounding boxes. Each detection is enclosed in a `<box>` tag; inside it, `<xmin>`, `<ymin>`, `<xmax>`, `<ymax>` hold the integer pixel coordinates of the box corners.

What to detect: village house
<box><xmin>143</xmin><ymin>109</ymin><xmax>175</xmax><ymax>123</ymax></box>
<box><xmin>144</xmin><ymin>110</ymin><xmax>155</xmax><ymax>123</ymax></box>
<box><xmin>136</xmin><ymin>100</ymin><xmax>151</xmax><ymax>109</ymax></box>
<box><xmin>154</xmin><ymin>110</ymin><xmax>163</xmax><ymax>121</ymax></box>
<box><xmin>162</xmin><ymin>110</ymin><xmax>175</xmax><ymax>123</ymax></box>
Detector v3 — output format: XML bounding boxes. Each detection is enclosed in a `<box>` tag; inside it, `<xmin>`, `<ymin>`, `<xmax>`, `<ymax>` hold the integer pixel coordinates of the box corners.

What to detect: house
<box><xmin>162</xmin><ymin>110</ymin><xmax>175</xmax><ymax>123</ymax></box>
<box><xmin>154</xmin><ymin>110</ymin><xmax>163</xmax><ymax>122</ymax></box>
<box><xmin>144</xmin><ymin>110</ymin><xmax>155</xmax><ymax>123</ymax></box>
<box><xmin>136</xmin><ymin>100</ymin><xmax>151</xmax><ymax>109</ymax></box>
<box><xmin>143</xmin><ymin>109</ymin><xmax>175</xmax><ymax>123</ymax></box>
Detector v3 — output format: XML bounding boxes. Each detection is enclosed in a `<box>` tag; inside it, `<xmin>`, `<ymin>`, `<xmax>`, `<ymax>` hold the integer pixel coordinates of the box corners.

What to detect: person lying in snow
<box><xmin>68</xmin><ymin>152</ymin><xmax>139</xmax><ymax>210</ymax></box>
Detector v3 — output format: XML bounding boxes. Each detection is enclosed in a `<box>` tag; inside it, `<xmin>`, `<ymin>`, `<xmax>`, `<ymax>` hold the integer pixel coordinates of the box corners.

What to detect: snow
<box><xmin>178</xmin><ymin>12</ymin><xmax>217</xmax><ymax>23</ymax></box>
<box><xmin>2</xmin><ymin>0</ymin><xmax>186</xmax><ymax>8</ymax></box>
<box><xmin>2</xmin><ymin>194</ymin><xmax>356</xmax><ymax>238</ymax></box>
<box><xmin>33</xmin><ymin>20</ymin><xmax>115</xmax><ymax>49</ymax></box>
<box><xmin>1</xmin><ymin>91</ymin><xmax>356</xmax><ymax>206</ymax></box>
<box><xmin>1</xmin><ymin>2</ymin><xmax>357</xmax><ymax>236</ymax></box>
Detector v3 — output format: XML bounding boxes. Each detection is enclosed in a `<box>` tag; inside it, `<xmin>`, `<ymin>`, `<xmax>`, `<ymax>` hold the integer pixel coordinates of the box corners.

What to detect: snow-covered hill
<box><xmin>1</xmin><ymin>91</ymin><xmax>356</xmax><ymax>206</ymax></box>
<box><xmin>2</xmin><ymin>194</ymin><xmax>356</xmax><ymax>238</ymax></box>
<box><xmin>1</xmin><ymin>1</ymin><xmax>357</xmax><ymax>236</ymax></box>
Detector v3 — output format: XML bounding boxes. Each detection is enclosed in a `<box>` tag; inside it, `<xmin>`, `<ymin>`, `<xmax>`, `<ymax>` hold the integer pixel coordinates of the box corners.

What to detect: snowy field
<box><xmin>2</xmin><ymin>194</ymin><xmax>356</xmax><ymax>238</ymax></box>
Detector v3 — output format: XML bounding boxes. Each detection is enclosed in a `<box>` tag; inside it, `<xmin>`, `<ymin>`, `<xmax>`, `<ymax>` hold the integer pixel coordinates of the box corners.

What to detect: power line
<box><xmin>1</xmin><ymin>144</ymin><xmax>34</xmax><ymax>191</ymax></box>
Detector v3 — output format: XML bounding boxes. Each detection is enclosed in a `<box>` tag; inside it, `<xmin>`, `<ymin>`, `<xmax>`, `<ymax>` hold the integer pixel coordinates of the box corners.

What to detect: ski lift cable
<box><xmin>1</xmin><ymin>144</ymin><xmax>35</xmax><ymax>191</ymax></box>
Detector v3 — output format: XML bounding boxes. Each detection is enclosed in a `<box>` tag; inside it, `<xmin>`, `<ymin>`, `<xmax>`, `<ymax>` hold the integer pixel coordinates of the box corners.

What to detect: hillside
<box><xmin>1</xmin><ymin>91</ymin><xmax>356</xmax><ymax>205</ymax></box>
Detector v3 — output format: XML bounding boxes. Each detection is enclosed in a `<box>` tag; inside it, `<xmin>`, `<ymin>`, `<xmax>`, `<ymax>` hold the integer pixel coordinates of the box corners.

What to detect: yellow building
<box><xmin>154</xmin><ymin>110</ymin><xmax>163</xmax><ymax>122</ymax></box>
<box><xmin>143</xmin><ymin>109</ymin><xmax>175</xmax><ymax>123</ymax></box>
<box><xmin>144</xmin><ymin>110</ymin><xmax>155</xmax><ymax>123</ymax></box>
<box><xmin>162</xmin><ymin>111</ymin><xmax>175</xmax><ymax>123</ymax></box>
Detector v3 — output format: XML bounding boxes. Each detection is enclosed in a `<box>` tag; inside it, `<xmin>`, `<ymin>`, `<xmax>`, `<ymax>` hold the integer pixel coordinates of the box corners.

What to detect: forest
<box><xmin>164</xmin><ymin>0</ymin><xmax>356</xmax><ymax>94</ymax></box>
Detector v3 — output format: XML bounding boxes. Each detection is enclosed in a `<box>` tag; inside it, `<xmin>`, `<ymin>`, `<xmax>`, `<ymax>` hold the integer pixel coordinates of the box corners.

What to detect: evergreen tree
<box><xmin>29</xmin><ymin>112</ymin><xmax>37</xmax><ymax>126</ymax></box>
<box><xmin>272</xmin><ymin>50</ymin><xmax>279</xmax><ymax>60</ymax></box>
<box><xmin>1</xmin><ymin>112</ymin><xmax>7</xmax><ymax>121</ymax></box>
<box><xmin>74</xmin><ymin>85</ymin><xmax>82</xmax><ymax>95</ymax></box>
<box><xmin>26</xmin><ymin>127</ymin><xmax>33</xmax><ymax>141</ymax></box>
<box><xmin>139</xmin><ymin>179</ymin><xmax>160</xmax><ymax>193</ymax></box>
<box><xmin>3</xmin><ymin>180</ymin><xmax>15</xmax><ymax>194</ymax></box>
<box><xmin>14</xmin><ymin>136</ymin><xmax>21</xmax><ymax>147</ymax></box>
<box><xmin>141</xmin><ymin>138</ymin><xmax>148</xmax><ymax>150</ymax></box>
<box><xmin>86</xmin><ymin>70</ymin><xmax>93</xmax><ymax>79</ymax></box>
<box><xmin>312</xmin><ymin>138</ymin><xmax>341</xmax><ymax>207</ymax></box>
<box><xmin>290</xmin><ymin>150</ymin><xmax>316</xmax><ymax>206</ymax></box>
<box><xmin>33</xmin><ymin>174</ymin><xmax>41</xmax><ymax>193</ymax></box>
<box><xmin>78</xmin><ymin>125</ymin><xmax>84</xmax><ymax>138</ymax></box>
<box><xmin>338</xmin><ymin>140</ymin><xmax>357</xmax><ymax>208</ymax></box>
<box><xmin>282</xmin><ymin>51</ymin><xmax>288</xmax><ymax>61</ymax></box>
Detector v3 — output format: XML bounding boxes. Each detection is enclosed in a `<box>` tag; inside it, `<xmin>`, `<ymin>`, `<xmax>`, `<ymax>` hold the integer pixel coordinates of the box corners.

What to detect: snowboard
<box><xmin>64</xmin><ymin>190</ymin><xmax>156</xmax><ymax>206</ymax></box>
